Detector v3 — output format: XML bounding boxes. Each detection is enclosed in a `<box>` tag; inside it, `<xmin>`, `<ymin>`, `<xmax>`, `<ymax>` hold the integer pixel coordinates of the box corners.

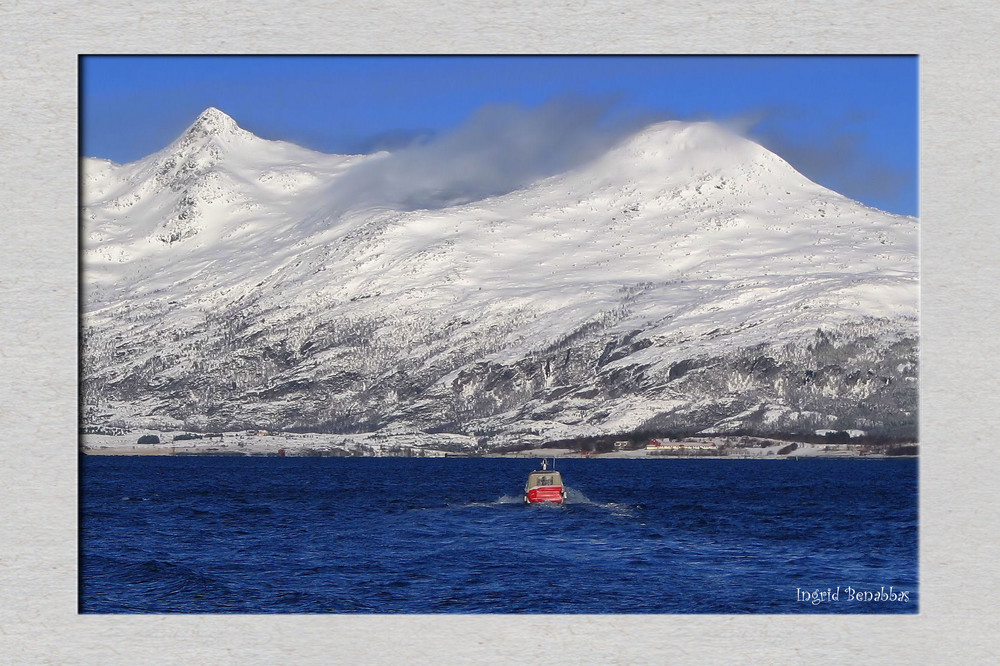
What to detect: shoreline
<box><xmin>81</xmin><ymin>450</ymin><xmax>913</xmax><ymax>459</ymax></box>
<box><xmin>79</xmin><ymin>432</ymin><xmax>916</xmax><ymax>460</ymax></box>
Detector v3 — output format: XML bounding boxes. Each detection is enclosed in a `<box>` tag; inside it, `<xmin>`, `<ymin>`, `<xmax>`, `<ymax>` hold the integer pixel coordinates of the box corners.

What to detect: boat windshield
<box><xmin>527</xmin><ymin>471</ymin><xmax>563</xmax><ymax>488</ymax></box>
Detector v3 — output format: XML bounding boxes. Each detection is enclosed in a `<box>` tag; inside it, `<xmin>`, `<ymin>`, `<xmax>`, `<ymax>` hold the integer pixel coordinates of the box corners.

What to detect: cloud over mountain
<box><xmin>328</xmin><ymin>98</ymin><xmax>639</xmax><ymax>212</ymax></box>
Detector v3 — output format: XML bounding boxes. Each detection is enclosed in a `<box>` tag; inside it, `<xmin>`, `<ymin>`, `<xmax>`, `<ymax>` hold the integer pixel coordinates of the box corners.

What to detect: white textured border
<box><xmin>2</xmin><ymin>1</ymin><xmax>997</xmax><ymax>662</ymax></box>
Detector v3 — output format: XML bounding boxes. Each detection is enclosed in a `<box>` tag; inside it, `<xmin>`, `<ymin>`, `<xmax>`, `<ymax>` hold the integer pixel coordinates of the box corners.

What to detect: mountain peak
<box><xmin>620</xmin><ymin>121</ymin><xmax>771</xmax><ymax>164</ymax></box>
<box><xmin>142</xmin><ymin>108</ymin><xmax>257</xmax><ymax>195</ymax></box>
<box><xmin>160</xmin><ymin>107</ymin><xmax>257</xmax><ymax>166</ymax></box>
<box><xmin>595</xmin><ymin>120</ymin><xmax>813</xmax><ymax>194</ymax></box>
<box><xmin>185</xmin><ymin>107</ymin><xmax>245</xmax><ymax>140</ymax></box>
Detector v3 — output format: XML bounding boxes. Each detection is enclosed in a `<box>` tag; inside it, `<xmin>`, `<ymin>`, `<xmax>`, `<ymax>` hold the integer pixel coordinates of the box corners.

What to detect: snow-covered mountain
<box><xmin>81</xmin><ymin>107</ymin><xmax>918</xmax><ymax>446</ymax></box>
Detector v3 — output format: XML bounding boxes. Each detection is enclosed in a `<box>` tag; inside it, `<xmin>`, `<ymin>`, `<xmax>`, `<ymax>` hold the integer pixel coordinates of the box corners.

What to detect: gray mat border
<box><xmin>2</xmin><ymin>2</ymin><xmax>996</xmax><ymax>662</ymax></box>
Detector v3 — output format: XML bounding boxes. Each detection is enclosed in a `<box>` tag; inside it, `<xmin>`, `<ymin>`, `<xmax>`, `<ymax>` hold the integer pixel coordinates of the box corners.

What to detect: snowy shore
<box><xmin>80</xmin><ymin>431</ymin><xmax>910</xmax><ymax>458</ymax></box>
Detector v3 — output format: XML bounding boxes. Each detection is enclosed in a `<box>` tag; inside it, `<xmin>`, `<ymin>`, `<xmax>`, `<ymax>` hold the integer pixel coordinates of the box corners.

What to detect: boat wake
<box><xmin>478</xmin><ymin>489</ymin><xmax>594</xmax><ymax>507</ymax></box>
<box><xmin>461</xmin><ymin>488</ymin><xmax>637</xmax><ymax>518</ymax></box>
<box><xmin>458</xmin><ymin>488</ymin><xmax>635</xmax><ymax>518</ymax></box>
<box><xmin>495</xmin><ymin>494</ymin><xmax>523</xmax><ymax>505</ymax></box>
<box><xmin>564</xmin><ymin>488</ymin><xmax>636</xmax><ymax>517</ymax></box>
<box><xmin>454</xmin><ymin>494</ymin><xmax>523</xmax><ymax>508</ymax></box>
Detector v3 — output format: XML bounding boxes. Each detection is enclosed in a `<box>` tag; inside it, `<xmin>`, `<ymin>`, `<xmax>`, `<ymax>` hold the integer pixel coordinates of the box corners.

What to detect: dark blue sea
<box><xmin>80</xmin><ymin>456</ymin><xmax>917</xmax><ymax>613</ymax></box>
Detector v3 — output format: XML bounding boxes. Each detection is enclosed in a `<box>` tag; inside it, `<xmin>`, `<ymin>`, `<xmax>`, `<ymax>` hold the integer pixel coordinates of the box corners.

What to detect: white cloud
<box><xmin>326</xmin><ymin>98</ymin><xmax>638</xmax><ymax>212</ymax></box>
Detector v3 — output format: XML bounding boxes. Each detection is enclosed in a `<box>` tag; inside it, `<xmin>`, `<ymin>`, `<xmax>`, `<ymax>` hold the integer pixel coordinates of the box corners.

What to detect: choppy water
<box><xmin>80</xmin><ymin>456</ymin><xmax>917</xmax><ymax>613</ymax></box>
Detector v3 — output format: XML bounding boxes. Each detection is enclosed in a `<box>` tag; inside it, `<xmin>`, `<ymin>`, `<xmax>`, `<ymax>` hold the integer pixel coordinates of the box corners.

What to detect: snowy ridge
<box><xmin>82</xmin><ymin>109</ymin><xmax>918</xmax><ymax>445</ymax></box>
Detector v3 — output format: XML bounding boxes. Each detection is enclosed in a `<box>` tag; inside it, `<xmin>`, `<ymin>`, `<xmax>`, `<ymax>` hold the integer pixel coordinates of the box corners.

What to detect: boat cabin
<box><xmin>525</xmin><ymin>470</ymin><xmax>564</xmax><ymax>491</ymax></box>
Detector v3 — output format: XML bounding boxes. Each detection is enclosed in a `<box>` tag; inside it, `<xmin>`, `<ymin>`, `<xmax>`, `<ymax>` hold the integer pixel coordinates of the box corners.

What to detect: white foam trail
<box><xmin>563</xmin><ymin>488</ymin><xmax>636</xmax><ymax>517</ymax></box>
<box><xmin>495</xmin><ymin>494</ymin><xmax>523</xmax><ymax>505</ymax></box>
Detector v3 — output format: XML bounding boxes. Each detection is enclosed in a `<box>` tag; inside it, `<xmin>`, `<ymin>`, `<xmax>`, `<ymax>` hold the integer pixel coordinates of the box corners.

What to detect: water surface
<box><xmin>80</xmin><ymin>456</ymin><xmax>917</xmax><ymax>613</ymax></box>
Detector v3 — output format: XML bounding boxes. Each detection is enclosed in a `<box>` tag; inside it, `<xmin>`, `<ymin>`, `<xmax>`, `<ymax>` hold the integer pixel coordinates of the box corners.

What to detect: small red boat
<box><xmin>524</xmin><ymin>459</ymin><xmax>567</xmax><ymax>504</ymax></box>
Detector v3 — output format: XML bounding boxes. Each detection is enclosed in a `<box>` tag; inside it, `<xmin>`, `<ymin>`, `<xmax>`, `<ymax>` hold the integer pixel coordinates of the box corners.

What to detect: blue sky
<box><xmin>81</xmin><ymin>55</ymin><xmax>917</xmax><ymax>216</ymax></box>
